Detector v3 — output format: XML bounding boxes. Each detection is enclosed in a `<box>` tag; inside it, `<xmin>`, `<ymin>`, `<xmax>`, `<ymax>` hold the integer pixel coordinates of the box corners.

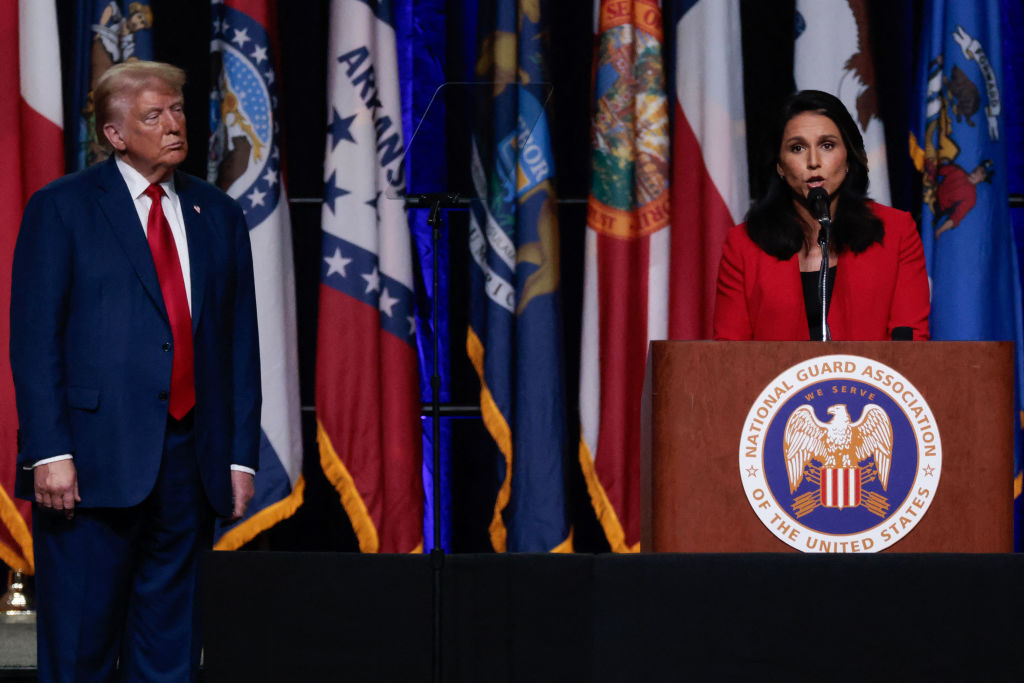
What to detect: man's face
<box><xmin>105</xmin><ymin>82</ymin><xmax>187</xmax><ymax>183</ymax></box>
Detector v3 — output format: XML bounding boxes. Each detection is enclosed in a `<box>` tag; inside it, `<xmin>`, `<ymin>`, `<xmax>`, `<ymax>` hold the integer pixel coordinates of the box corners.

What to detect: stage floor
<box><xmin>0</xmin><ymin>614</ymin><xmax>35</xmax><ymax>680</ymax></box>
<box><xmin>204</xmin><ymin>552</ymin><xmax>1024</xmax><ymax>682</ymax></box>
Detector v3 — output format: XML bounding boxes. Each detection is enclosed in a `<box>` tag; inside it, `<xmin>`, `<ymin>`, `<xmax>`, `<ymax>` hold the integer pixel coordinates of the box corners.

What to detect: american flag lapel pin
<box><xmin>194</xmin><ymin>205</ymin><xmax>201</xmax><ymax>214</ymax></box>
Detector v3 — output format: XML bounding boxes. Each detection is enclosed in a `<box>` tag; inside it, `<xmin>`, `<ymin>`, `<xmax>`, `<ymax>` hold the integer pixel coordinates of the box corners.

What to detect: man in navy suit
<box><xmin>10</xmin><ymin>61</ymin><xmax>261</xmax><ymax>681</ymax></box>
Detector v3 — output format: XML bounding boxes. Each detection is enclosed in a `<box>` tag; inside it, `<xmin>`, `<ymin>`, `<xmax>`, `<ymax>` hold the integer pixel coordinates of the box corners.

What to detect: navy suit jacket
<box><xmin>10</xmin><ymin>157</ymin><xmax>261</xmax><ymax>517</ymax></box>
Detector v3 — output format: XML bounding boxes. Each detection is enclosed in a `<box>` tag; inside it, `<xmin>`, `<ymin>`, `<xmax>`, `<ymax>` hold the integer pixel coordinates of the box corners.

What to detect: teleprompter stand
<box><xmin>395</xmin><ymin>82</ymin><xmax>551</xmax><ymax>683</ymax></box>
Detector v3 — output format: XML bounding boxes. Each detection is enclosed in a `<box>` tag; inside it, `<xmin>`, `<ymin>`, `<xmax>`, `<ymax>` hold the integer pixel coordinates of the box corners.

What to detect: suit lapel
<box><xmin>176</xmin><ymin>172</ymin><xmax>208</xmax><ymax>333</ymax></box>
<box><xmin>96</xmin><ymin>158</ymin><xmax>169</xmax><ymax>322</ymax></box>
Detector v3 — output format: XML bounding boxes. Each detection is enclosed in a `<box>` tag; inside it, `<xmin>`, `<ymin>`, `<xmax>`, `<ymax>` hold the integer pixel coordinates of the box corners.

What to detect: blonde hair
<box><xmin>94</xmin><ymin>61</ymin><xmax>186</xmax><ymax>141</ymax></box>
<box><xmin>127</xmin><ymin>3</ymin><xmax>154</xmax><ymax>28</ymax></box>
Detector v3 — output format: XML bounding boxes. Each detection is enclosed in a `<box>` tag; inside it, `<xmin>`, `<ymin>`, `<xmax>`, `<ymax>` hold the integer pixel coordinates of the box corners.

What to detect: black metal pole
<box><xmin>428</xmin><ymin>198</ymin><xmax>444</xmax><ymax>552</ymax></box>
<box><xmin>427</xmin><ymin>195</ymin><xmax>444</xmax><ymax>683</ymax></box>
<box><xmin>817</xmin><ymin>219</ymin><xmax>831</xmax><ymax>342</ymax></box>
<box><xmin>407</xmin><ymin>192</ymin><xmax>468</xmax><ymax>683</ymax></box>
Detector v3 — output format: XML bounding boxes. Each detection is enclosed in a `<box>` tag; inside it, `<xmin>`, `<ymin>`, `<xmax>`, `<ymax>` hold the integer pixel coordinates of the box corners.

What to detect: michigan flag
<box><xmin>208</xmin><ymin>0</ymin><xmax>304</xmax><ymax>549</ymax></box>
<box><xmin>580</xmin><ymin>0</ymin><xmax>670</xmax><ymax>552</ymax></box>
<box><xmin>469</xmin><ymin>0</ymin><xmax>571</xmax><ymax>552</ymax></box>
<box><xmin>0</xmin><ymin>0</ymin><xmax>64</xmax><ymax>574</ymax></box>
<box><xmin>911</xmin><ymin>0</ymin><xmax>1023</xmax><ymax>542</ymax></box>
<box><xmin>317</xmin><ymin>0</ymin><xmax>423</xmax><ymax>553</ymax></box>
<box><xmin>70</xmin><ymin>0</ymin><xmax>154</xmax><ymax>170</ymax></box>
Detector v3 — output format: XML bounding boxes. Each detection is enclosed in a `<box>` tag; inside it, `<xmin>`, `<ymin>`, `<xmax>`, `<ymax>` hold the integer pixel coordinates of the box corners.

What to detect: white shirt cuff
<box><xmin>29</xmin><ymin>454</ymin><xmax>73</xmax><ymax>469</ymax></box>
<box><xmin>230</xmin><ymin>464</ymin><xmax>256</xmax><ymax>475</ymax></box>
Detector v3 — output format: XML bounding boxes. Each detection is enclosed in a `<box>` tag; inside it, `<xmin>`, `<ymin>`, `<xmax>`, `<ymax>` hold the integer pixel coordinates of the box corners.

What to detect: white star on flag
<box><xmin>361</xmin><ymin>266</ymin><xmax>381</xmax><ymax>293</ymax></box>
<box><xmin>247</xmin><ymin>187</ymin><xmax>267</xmax><ymax>207</ymax></box>
<box><xmin>251</xmin><ymin>44</ymin><xmax>269</xmax><ymax>65</ymax></box>
<box><xmin>324</xmin><ymin>248</ymin><xmax>351</xmax><ymax>278</ymax></box>
<box><xmin>262</xmin><ymin>169</ymin><xmax>278</xmax><ymax>186</ymax></box>
<box><xmin>378</xmin><ymin>287</ymin><xmax>398</xmax><ymax>317</ymax></box>
<box><xmin>232</xmin><ymin>27</ymin><xmax>251</xmax><ymax>48</ymax></box>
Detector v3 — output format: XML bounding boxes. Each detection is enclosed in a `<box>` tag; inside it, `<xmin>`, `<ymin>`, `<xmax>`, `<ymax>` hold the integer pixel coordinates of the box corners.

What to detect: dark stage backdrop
<box><xmin>45</xmin><ymin>0</ymin><xmax>972</xmax><ymax>554</ymax></box>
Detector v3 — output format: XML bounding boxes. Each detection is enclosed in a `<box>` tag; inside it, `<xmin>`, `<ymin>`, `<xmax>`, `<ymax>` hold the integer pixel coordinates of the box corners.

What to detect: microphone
<box><xmin>808</xmin><ymin>187</ymin><xmax>831</xmax><ymax>234</ymax></box>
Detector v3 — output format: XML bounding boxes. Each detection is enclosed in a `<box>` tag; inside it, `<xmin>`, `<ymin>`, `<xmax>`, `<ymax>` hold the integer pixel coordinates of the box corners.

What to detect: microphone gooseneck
<box><xmin>808</xmin><ymin>187</ymin><xmax>832</xmax><ymax>341</ymax></box>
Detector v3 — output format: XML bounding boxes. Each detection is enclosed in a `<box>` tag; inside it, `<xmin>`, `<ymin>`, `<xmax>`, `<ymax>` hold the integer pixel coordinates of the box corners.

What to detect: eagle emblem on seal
<box><xmin>783</xmin><ymin>404</ymin><xmax>893</xmax><ymax>517</ymax></box>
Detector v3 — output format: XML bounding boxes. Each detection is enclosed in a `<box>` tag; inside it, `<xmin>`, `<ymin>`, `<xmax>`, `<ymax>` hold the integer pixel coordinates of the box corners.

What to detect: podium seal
<box><xmin>739</xmin><ymin>355</ymin><xmax>941</xmax><ymax>552</ymax></box>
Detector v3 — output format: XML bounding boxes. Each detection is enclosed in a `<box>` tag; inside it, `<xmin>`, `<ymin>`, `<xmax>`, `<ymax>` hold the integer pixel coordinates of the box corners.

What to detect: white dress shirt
<box><xmin>116</xmin><ymin>156</ymin><xmax>193</xmax><ymax>311</ymax></box>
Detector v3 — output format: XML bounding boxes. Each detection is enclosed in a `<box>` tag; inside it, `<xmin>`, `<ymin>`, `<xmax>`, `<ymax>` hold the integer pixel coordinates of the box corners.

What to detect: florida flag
<box><xmin>208</xmin><ymin>0</ymin><xmax>304</xmax><ymax>549</ymax></box>
<box><xmin>316</xmin><ymin>0</ymin><xmax>422</xmax><ymax>553</ymax></box>
<box><xmin>581</xmin><ymin>0</ymin><xmax>671</xmax><ymax>553</ymax></box>
<box><xmin>0</xmin><ymin>0</ymin><xmax>64</xmax><ymax>573</ymax></box>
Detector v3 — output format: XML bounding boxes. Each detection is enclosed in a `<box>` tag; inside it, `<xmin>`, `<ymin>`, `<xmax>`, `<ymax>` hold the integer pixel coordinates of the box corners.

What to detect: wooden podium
<box><xmin>641</xmin><ymin>341</ymin><xmax>1014</xmax><ymax>552</ymax></box>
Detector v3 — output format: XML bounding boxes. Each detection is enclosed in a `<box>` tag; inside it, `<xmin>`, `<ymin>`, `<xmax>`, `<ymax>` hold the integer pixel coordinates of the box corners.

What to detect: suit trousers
<box><xmin>33</xmin><ymin>413</ymin><xmax>215</xmax><ymax>682</ymax></box>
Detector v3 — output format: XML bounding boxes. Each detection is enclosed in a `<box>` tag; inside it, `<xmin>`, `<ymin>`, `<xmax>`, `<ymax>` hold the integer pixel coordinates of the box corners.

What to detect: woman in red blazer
<box><xmin>713</xmin><ymin>90</ymin><xmax>929</xmax><ymax>341</ymax></box>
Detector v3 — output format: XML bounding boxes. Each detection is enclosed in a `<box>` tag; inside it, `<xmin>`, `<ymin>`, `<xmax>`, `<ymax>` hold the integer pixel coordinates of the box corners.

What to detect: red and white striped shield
<box><xmin>820</xmin><ymin>467</ymin><xmax>862</xmax><ymax>509</ymax></box>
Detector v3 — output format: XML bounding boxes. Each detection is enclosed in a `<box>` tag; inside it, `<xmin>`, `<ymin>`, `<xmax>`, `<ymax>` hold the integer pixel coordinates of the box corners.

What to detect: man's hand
<box><xmin>34</xmin><ymin>460</ymin><xmax>80</xmax><ymax>519</ymax></box>
<box><xmin>229</xmin><ymin>470</ymin><xmax>255</xmax><ymax>522</ymax></box>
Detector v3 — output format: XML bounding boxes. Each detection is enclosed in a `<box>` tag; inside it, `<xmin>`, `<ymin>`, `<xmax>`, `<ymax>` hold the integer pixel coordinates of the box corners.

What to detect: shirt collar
<box><xmin>114</xmin><ymin>156</ymin><xmax>177</xmax><ymax>201</ymax></box>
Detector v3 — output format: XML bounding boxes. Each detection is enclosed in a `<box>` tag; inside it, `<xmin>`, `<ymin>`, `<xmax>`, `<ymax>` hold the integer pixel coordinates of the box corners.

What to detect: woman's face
<box><xmin>776</xmin><ymin>112</ymin><xmax>848</xmax><ymax>200</ymax></box>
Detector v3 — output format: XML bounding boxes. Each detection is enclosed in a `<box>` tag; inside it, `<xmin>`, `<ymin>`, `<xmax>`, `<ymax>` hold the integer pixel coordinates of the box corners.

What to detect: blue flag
<box><xmin>1001</xmin><ymin>0</ymin><xmax>1024</xmax><ymax>546</ymax></box>
<box><xmin>911</xmin><ymin>0</ymin><xmax>1024</xmax><ymax>546</ymax></box>
<box><xmin>469</xmin><ymin>0</ymin><xmax>571</xmax><ymax>552</ymax></box>
<box><xmin>70</xmin><ymin>1</ymin><xmax>155</xmax><ymax>170</ymax></box>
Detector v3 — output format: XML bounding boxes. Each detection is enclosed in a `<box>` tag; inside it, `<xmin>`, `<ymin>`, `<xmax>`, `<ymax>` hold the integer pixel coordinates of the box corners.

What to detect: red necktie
<box><xmin>144</xmin><ymin>184</ymin><xmax>195</xmax><ymax>419</ymax></box>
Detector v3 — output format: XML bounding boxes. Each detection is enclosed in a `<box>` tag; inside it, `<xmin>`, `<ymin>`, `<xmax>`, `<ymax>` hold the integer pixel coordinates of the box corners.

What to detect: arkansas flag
<box><xmin>208</xmin><ymin>0</ymin><xmax>304</xmax><ymax>550</ymax></box>
<box><xmin>317</xmin><ymin>0</ymin><xmax>423</xmax><ymax>553</ymax></box>
<box><xmin>0</xmin><ymin>0</ymin><xmax>64</xmax><ymax>573</ymax></box>
<box><xmin>581</xmin><ymin>0</ymin><xmax>670</xmax><ymax>553</ymax></box>
<box><xmin>668</xmin><ymin>0</ymin><xmax>749</xmax><ymax>339</ymax></box>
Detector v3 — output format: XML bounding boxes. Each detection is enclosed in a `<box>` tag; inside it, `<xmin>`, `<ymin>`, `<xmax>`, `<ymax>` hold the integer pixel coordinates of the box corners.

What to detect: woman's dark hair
<box><xmin>745</xmin><ymin>90</ymin><xmax>884</xmax><ymax>259</ymax></box>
